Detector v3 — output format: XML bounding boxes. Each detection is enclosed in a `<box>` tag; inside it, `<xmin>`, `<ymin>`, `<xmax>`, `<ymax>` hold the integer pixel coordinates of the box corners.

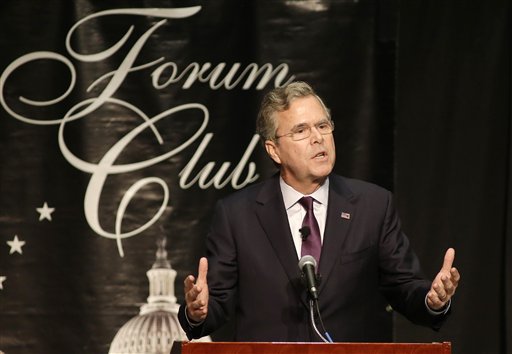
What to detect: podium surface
<box><xmin>173</xmin><ymin>341</ymin><xmax>451</xmax><ymax>354</ymax></box>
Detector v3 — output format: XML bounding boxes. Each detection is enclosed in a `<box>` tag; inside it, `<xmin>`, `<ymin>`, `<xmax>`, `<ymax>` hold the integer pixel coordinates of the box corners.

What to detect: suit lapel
<box><xmin>254</xmin><ymin>175</ymin><xmax>306</xmax><ymax>305</ymax></box>
<box><xmin>254</xmin><ymin>174</ymin><xmax>357</xmax><ymax>305</ymax></box>
<box><xmin>318</xmin><ymin>176</ymin><xmax>356</xmax><ymax>295</ymax></box>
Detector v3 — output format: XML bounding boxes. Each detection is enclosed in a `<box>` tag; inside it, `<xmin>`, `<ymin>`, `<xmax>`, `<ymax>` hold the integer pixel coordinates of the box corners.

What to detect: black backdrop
<box><xmin>0</xmin><ymin>1</ymin><xmax>510</xmax><ymax>354</ymax></box>
<box><xmin>395</xmin><ymin>1</ymin><xmax>511</xmax><ymax>354</ymax></box>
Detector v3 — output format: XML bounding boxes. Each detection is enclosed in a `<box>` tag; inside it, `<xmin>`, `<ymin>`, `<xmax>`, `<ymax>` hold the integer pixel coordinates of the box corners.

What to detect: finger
<box><xmin>184</xmin><ymin>275</ymin><xmax>196</xmax><ymax>293</ymax></box>
<box><xmin>427</xmin><ymin>290</ymin><xmax>446</xmax><ymax>310</ymax></box>
<box><xmin>441</xmin><ymin>275</ymin><xmax>454</xmax><ymax>295</ymax></box>
<box><xmin>189</xmin><ymin>298</ymin><xmax>206</xmax><ymax>310</ymax></box>
<box><xmin>433</xmin><ymin>282</ymin><xmax>447</xmax><ymax>301</ymax></box>
<box><xmin>441</xmin><ymin>248</ymin><xmax>455</xmax><ymax>272</ymax></box>
<box><xmin>197</xmin><ymin>257</ymin><xmax>208</xmax><ymax>285</ymax></box>
<box><xmin>186</xmin><ymin>284</ymin><xmax>203</xmax><ymax>302</ymax></box>
<box><xmin>188</xmin><ymin>296</ymin><xmax>208</xmax><ymax>314</ymax></box>
<box><xmin>450</xmin><ymin>267</ymin><xmax>461</xmax><ymax>284</ymax></box>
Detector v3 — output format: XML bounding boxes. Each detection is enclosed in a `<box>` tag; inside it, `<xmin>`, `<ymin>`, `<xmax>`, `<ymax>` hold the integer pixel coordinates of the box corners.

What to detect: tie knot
<box><xmin>299</xmin><ymin>196</ymin><xmax>315</xmax><ymax>212</ymax></box>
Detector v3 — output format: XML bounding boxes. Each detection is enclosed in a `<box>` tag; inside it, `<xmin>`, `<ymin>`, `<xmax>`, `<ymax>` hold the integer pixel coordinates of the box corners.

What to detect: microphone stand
<box><xmin>299</xmin><ymin>255</ymin><xmax>333</xmax><ymax>343</ymax></box>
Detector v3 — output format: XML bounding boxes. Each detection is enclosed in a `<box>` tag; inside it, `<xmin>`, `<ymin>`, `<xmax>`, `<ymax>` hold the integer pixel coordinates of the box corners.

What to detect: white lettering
<box><xmin>179</xmin><ymin>133</ymin><xmax>260</xmax><ymax>189</ymax></box>
<box><xmin>151</xmin><ymin>61</ymin><xmax>295</xmax><ymax>90</ymax></box>
<box><xmin>58</xmin><ymin>98</ymin><xmax>208</xmax><ymax>256</ymax></box>
<box><xmin>0</xmin><ymin>6</ymin><xmax>295</xmax><ymax>254</ymax></box>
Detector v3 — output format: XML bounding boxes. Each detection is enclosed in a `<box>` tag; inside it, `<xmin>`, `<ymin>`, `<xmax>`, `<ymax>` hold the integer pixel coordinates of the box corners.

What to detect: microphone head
<box><xmin>298</xmin><ymin>255</ymin><xmax>317</xmax><ymax>271</ymax></box>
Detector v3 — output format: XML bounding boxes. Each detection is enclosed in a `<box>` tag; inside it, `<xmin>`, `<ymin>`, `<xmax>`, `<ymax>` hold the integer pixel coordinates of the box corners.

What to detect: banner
<box><xmin>0</xmin><ymin>1</ymin><xmax>394</xmax><ymax>353</ymax></box>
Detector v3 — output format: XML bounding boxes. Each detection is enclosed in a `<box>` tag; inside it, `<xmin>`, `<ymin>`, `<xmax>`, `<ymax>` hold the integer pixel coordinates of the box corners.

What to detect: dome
<box><xmin>109</xmin><ymin>238</ymin><xmax>210</xmax><ymax>354</ymax></box>
<box><xmin>109</xmin><ymin>310</ymin><xmax>186</xmax><ymax>354</ymax></box>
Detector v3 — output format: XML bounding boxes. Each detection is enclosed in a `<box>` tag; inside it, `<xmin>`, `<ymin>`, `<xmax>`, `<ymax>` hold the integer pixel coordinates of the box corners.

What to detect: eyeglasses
<box><xmin>275</xmin><ymin>120</ymin><xmax>335</xmax><ymax>141</ymax></box>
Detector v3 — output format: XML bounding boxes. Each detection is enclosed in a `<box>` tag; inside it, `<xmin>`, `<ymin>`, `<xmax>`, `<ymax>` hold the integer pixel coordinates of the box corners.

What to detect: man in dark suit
<box><xmin>178</xmin><ymin>81</ymin><xmax>460</xmax><ymax>342</ymax></box>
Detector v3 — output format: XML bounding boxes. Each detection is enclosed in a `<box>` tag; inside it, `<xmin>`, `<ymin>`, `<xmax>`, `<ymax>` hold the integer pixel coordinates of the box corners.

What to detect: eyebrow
<box><xmin>290</xmin><ymin>118</ymin><xmax>330</xmax><ymax>130</ymax></box>
<box><xmin>291</xmin><ymin>123</ymin><xmax>309</xmax><ymax>130</ymax></box>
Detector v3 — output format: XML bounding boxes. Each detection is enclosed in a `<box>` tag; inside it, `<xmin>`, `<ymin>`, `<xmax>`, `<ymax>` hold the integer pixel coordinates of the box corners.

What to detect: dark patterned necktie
<box><xmin>299</xmin><ymin>196</ymin><xmax>322</xmax><ymax>263</ymax></box>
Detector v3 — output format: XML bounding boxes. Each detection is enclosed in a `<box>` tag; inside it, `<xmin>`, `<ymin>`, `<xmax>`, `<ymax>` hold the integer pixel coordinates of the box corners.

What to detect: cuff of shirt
<box><xmin>425</xmin><ymin>295</ymin><xmax>451</xmax><ymax>315</ymax></box>
<box><xmin>184</xmin><ymin>306</ymin><xmax>205</xmax><ymax>327</ymax></box>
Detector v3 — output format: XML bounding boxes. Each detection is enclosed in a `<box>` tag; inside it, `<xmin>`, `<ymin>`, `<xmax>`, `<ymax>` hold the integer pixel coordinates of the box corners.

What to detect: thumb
<box><xmin>197</xmin><ymin>257</ymin><xmax>208</xmax><ymax>284</ymax></box>
<box><xmin>441</xmin><ymin>248</ymin><xmax>455</xmax><ymax>272</ymax></box>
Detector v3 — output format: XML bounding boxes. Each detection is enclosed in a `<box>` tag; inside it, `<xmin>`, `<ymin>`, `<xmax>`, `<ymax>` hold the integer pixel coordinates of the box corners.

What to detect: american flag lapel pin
<box><xmin>341</xmin><ymin>212</ymin><xmax>351</xmax><ymax>220</ymax></box>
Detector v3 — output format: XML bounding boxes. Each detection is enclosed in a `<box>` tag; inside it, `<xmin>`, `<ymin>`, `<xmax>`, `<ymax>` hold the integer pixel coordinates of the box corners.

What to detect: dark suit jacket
<box><xmin>179</xmin><ymin>174</ymin><xmax>448</xmax><ymax>342</ymax></box>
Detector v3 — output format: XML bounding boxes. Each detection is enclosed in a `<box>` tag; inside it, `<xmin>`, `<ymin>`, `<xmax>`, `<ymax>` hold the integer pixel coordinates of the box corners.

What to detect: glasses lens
<box><xmin>318</xmin><ymin>122</ymin><xmax>332</xmax><ymax>134</ymax></box>
<box><xmin>292</xmin><ymin>127</ymin><xmax>310</xmax><ymax>141</ymax></box>
<box><xmin>289</xmin><ymin>121</ymin><xmax>333</xmax><ymax>141</ymax></box>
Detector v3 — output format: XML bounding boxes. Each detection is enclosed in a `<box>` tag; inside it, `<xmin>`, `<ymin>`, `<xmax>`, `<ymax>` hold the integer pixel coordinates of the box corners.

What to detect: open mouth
<box><xmin>313</xmin><ymin>151</ymin><xmax>327</xmax><ymax>159</ymax></box>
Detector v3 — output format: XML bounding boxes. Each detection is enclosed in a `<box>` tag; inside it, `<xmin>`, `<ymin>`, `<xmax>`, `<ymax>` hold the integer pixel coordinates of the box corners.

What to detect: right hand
<box><xmin>427</xmin><ymin>248</ymin><xmax>460</xmax><ymax>310</ymax></box>
<box><xmin>184</xmin><ymin>257</ymin><xmax>209</xmax><ymax>323</ymax></box>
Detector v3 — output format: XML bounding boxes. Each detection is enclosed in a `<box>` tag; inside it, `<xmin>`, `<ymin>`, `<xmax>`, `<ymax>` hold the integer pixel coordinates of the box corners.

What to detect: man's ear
<box><xmin>265</xmin><ymin>140</ymin><xmax>281</xmax><ymax>164</ymax></box>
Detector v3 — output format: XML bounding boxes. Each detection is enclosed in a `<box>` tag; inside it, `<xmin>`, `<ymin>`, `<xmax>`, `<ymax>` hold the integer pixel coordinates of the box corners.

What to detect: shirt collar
<box><xmin>280</xmin><ymin>176</ymin><xmax>330</xmax><ymax>210</ymax></box>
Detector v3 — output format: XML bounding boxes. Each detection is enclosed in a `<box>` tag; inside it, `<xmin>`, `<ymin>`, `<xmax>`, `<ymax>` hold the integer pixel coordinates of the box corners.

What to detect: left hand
<box><xmin>427</xmin><ymin>248</ymin><xmax>461</xmax><ymax>310</ymax></box>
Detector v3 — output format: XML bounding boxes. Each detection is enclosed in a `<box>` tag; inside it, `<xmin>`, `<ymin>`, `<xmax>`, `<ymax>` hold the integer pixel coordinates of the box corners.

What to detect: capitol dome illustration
<box><xmin>109</xmin><ymin>238</ymin><xmax>210</xmax><ymax>354</ymax></box>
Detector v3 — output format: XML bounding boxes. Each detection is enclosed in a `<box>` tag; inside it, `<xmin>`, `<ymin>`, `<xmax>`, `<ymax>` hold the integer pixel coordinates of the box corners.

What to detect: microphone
<box><xmin>299</xmin><ymin>226</ymin><xmax>310</xmax><ymax>240</ymax></box>
<box><xmin>298</xmin><ymin>257</ymin><xmax>333</xmax><ymax>343</ymax></box>
<box><xmin>298</xmin><ymin>255</ymin><xmax>319</xmax><ymax>300</ymax></box>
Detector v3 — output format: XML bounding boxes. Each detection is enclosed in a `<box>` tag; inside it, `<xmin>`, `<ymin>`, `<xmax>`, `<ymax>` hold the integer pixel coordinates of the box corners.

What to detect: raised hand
<box><xmin>427</xmin><ymin>248</ymin><xmax>460</xmax><ymax>310</ymax></box>
<box><xmin>184</xmin><ymin>257</ymin><xmax>209</xmax><ymax>323</ymax></box>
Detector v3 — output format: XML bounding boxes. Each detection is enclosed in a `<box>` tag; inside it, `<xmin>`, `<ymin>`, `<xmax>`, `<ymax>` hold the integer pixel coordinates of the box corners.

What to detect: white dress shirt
<box><xmin>279</xmin><ymin>176</ymin><xmax>329</xmax><ymax>258</ymax></box>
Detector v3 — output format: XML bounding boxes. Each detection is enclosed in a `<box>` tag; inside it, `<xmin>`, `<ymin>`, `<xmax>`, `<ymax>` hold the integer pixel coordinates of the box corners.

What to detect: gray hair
<box><xmin>256</xmin><ymin>81</ymin><xmax>331</xmax><ymax>142</ymax></box>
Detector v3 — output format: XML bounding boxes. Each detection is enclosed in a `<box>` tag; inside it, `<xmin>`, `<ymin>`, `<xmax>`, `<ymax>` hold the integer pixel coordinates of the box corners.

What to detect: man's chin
<box><xmin>313</xmin><ymin>164</ymin><xmax>334</xmax><ymax>178</ymax></box>
<box><xmin>310</xmin><ymin>172</ymin><xmax>332</xmax><ymax>185</ymax></box>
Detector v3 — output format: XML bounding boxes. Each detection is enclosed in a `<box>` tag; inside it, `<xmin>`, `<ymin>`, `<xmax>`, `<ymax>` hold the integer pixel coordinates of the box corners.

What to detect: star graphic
<box><xmin>36</xmin><ymin>202</ymin><xmax>55</xmax><ymax>221</ymax></box>
<box><xmin>7</xmin><ymin>235</ymin><xmax>26</xmax><ymax>255</ymax></box>
<box><xmin>0</xmin><ymin>276</ymin><xmax>6</xmax><ymax>290</ymax></box>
